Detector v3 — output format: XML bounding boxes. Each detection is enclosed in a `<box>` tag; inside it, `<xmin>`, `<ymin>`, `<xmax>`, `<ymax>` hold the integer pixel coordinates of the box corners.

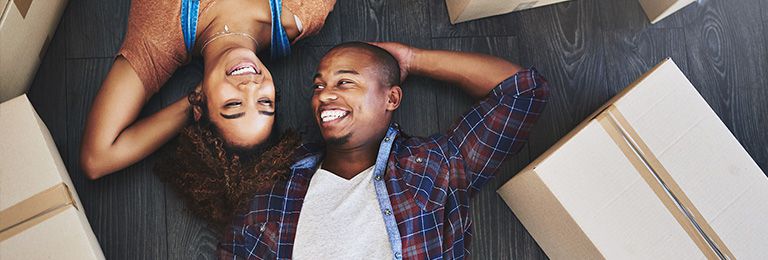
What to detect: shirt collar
<box><xmin>289</xmin><ymin>123</ymin><xmax>401</xmax><ymax>174</ymax></box>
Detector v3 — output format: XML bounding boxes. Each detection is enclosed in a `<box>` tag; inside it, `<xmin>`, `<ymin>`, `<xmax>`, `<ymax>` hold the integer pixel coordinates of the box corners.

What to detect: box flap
<box><xmin>503</xmin><ymin>58</ymin><xmax>768</xmax><ymax>258</ymax></box>
<box><xmin>0</xmin><ymin>0</ymin><xmax>68</xmax><ymax>102</ymax></box>
<box><xmin>533</xmin><ymin>119</ymin><xmax>706</xmax><ymax>258</ymax></box>
<box><xmin>611</xmin><ymin>59</ymin><xmax>768</xmax><ymax>259</ymax></box>
<box><xmin>0</xmin><ymin>207</ymin><xmax>105</xmax><ymax>259</ymax></box>
<box><xmin>639</xmin><ymin>0</ymin><xmax>696</xmax><ymax>24</ymax></box>
<box><xmin>498</xmin><ymin>168</ymin><xmax>604</xmax><ymax>259</ymax></box>
<box><xmin>0</xmin><ymin>95</ymin><xmax>81</xmax><ymax>212</ymax></box>
<box><xmin>447</xmin><ymin>0</ymin><xmax>571</xmax><ymax>24</ymax></box>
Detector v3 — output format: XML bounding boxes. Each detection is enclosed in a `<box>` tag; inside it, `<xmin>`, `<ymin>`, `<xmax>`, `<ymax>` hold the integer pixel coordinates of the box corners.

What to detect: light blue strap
<box><xmin>181</xmin><ymin>0</ymin><xmax>200</xmax><ymax>53</ymax></box>
<box><xmin>269</xmin><ymin>0</ymin><xmax>291</xmax><ymax>59</ymax></box>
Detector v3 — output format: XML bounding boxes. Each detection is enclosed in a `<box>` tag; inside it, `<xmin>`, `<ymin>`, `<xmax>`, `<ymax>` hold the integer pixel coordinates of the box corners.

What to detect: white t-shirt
<box><xmin>292</xmin><ymin>165</ymin><xmax>394</xmax><ymax>259</ymax></box>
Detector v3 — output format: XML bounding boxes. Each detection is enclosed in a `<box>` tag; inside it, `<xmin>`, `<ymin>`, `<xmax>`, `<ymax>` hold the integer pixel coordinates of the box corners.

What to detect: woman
<box><xmin>80</xmin><ymin>0</ymin><xmax>334</xmax><ymax>226</ymax></box>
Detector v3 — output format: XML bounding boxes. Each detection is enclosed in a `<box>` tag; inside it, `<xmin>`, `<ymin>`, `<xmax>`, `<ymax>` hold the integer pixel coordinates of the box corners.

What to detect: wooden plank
<box><xmin>338</xmin><ymin>0</ymin><xmax>439</xmax><ymax>137</ymax></box>
<box><xmin>683</xmin><ymin>0</ymin><xmax>768</xmax><ymax>175</ymax></box>
<box><xmin>428</xmin><ymin>0</ymin><xmax>520</xmax><ymax>38</ymax></box>
<box><xmin>764</xmin><ymin>0</ymin><xmax>768</xmax><ymax>22</ymax></box>
<box><xmin>149</xmin><ymin>59</ymin><xmax>221</xmax><ymax>260</ymax></box>
<box><xmin>431</xmin><ymin>36</ymin><xmax>546</xmax><ymax>260</ymax></box>
<box><xmin>603</xmin><ymin>28</ymin><xmax>689</xmax><ymax>93</ymax></box>
<box><xmin>516</xmin><ymin>0</ymin><xmax>609</xmax><ymax>158</ymax></box>
<box><xmin>63</xmin><ymin>0</ymin><xmax>130</xmax><ymax>58</ymax></box>
<box><xmin>27</xmin><ymin>20</ymin><xmax>68</xmax><ymax>163</ymax></box>
<box><xmin>65</xmin><ymin>58</ymin><xmax>168</xmax><ymax>259</ymax></box>
<box><xmin>598</xmin><ymin>0</ymin><xmax>695</xmax><ymax>31</ymax></box>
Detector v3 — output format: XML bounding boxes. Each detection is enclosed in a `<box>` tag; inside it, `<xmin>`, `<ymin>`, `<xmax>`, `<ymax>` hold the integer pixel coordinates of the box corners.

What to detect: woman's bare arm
<box><xmin>80</xmin><ymin>56</ymin><xmax>191</xmax><ymax>180</ymax></box>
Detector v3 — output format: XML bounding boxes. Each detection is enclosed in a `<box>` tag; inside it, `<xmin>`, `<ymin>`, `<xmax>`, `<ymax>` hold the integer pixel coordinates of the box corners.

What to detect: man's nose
<box><xmin>317</xmin><ymin>88</ymin><xmax>338</xmax><ymax>102</ymax></box>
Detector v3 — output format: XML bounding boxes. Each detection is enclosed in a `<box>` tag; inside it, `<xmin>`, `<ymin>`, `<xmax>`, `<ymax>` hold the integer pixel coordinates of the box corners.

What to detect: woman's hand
<box><xmin>368</xmin><ymin>42</ymin><xmax>418</xmax><ymax>83</ymax></box>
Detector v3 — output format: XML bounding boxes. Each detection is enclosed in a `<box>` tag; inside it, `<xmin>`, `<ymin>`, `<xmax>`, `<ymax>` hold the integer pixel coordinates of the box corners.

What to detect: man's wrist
<box><xmin>409</xmin><ymin>47</ymin><xmax>425</xmax><ymax>76</ymax></box>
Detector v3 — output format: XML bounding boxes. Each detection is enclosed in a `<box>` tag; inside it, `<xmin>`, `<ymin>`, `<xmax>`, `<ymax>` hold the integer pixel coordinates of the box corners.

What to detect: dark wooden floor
<box><xmin>26</xmin><ymin>0</ymin><xmax>768</xmax><ymax>259</ymax></box>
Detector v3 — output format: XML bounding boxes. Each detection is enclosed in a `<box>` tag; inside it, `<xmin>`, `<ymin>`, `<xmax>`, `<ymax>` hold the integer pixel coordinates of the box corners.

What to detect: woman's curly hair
<box><xmin>154</xmin><ymin>89</ymin><xmax>301</xmax><ymax>230</ymax></box>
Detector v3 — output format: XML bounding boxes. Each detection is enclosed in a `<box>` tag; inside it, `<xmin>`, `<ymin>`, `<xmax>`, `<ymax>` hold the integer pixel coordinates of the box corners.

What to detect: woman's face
<box><xmin>202</xmin><ymin>48</ymin><xmax>275</xmax><ymax>149</ymax></box>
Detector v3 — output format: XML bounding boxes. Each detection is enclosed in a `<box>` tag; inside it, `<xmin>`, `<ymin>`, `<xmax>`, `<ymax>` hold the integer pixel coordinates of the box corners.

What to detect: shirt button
<box><xmin>375</xmin><ymin>175</ymin><xmax>382</xmax><ymax>181</ymax></box>
<box><xmin>384</xmin><ymin>209</ymin><xmax>392</xmax><ymax>215</ymax></box>
<box><xmin>384</xmin><ymin>137</ymin><xmax>391</xmax><ymax>142</ymax></box>
<box><xmin>415</xmin><ymin>157</ymin><xmax>423</xmax><ymax>163</ymax></box>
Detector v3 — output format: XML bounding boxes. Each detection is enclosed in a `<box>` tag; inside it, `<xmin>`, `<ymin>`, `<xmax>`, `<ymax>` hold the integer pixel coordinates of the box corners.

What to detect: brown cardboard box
<box><xmin>0</xmin><ymin>0</ymin><xmax>68</xmax><ymax>102</ymax></box>
<box><xmin>639</xmin><ymin>0</ymin><xmax>696</xmax><ymax>24</ymax></box>
<box><xmin>445</xmin><ymin>0</ymin><xmax>696</xmax><ymax>24</ymax></box>
<box><xmin>445</xmin><ymin>0</ymin><xmax>572</xmax><ymax>24</ymax></box>
<box><xmin>0</xmin><ymin>95</ymin><xmax>105</xmax><ymax>259</ymax></box>
<box><xmin>497</xmin><ymin>59</ymin><xmax>768</xmax><ymax>259</ymax></box>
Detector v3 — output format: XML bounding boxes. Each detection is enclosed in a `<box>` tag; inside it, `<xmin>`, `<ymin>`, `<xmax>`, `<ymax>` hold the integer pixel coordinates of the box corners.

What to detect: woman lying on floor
<box><xmin>80</xmin><ymin>0</ymin><xmax>335</xmax><ymax>227</ymax></box>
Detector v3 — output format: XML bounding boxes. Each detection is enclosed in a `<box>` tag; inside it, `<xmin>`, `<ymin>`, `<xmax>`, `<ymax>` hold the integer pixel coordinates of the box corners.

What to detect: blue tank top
<box><xmin>181</xmin><ymin>0</ymin><xmax>291</xmax><ymax>59</ymax></box>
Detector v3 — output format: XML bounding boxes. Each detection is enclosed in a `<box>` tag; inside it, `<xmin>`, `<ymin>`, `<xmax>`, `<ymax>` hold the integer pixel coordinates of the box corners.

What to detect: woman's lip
<box><xmin>227</xmin><ymin>61</ymin><xmax>259</xmax><ymax>76</ymax></box>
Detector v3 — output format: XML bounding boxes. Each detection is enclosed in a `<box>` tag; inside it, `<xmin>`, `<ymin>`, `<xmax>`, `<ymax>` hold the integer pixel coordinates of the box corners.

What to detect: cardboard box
<box><xmin>639</xmin><ymin>0</ymin><xmax>696</xmax><ymax>24</ymax></box>
<box><xmin>0</xmin><ymin>95</ymin><xmax>105</xmax><ymax>259</ymax></box>
<box><xmin>497</xmin><ymin>59</ymin><xmax>768</xmax><ymax>259</ymax></box>
<box><xmin>445</xmin><ymin>0</ymin><xmax>572</xmax><ymax>24</ymax></box>
<box><xmin>445</xmin><ymin>0</ymin><xmax>696</xmax><ymax>24</ymax></box>
<box><xmin>0</xmin><ymin>0</ymin><xmax>68</xmax><ymax>102</ymax></box>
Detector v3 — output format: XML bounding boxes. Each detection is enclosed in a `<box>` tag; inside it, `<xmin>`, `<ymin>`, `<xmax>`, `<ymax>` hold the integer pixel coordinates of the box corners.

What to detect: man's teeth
<box><xmin>321</xmin><ymin>110</ymin><xmax>348</xmax><ymax>122</ymax></box>
<box><xmin>231</xmin><ymin>66</ymin><xmax>256</xmax><ymax>75</ymax></box>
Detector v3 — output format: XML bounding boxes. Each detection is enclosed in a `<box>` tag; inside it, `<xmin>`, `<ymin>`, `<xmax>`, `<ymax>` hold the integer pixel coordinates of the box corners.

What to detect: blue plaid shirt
<box><xmin>219</xmin><ymin>68</ymin><xmax>550</xmax><ymax>259</ymax></box>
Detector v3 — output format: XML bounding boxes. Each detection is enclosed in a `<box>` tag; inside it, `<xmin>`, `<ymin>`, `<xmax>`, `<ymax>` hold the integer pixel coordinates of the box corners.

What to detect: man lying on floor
<box><xmin>218</xmin><ymin>41</ymin><xmax>550</xmax><ymax>259</ymax></box>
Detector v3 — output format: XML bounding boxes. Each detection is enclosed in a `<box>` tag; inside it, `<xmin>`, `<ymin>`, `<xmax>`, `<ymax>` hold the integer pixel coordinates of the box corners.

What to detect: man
<box><xmin>219</xmin><ymin>41</ymin><xmax>549</xmax><ymax>259</ymax></box>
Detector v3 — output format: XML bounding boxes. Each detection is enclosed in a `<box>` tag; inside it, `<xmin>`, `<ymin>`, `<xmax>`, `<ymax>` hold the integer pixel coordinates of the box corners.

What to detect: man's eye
<box><xmin>312</xmin><ymin>84</ymin><xmax>325</xmax><ymax>89</ymax></box>
<box><xmin>338</xmin><ymin>80</ymin><xmax>353</xmax><ymax>85</ymax></box>
<box><xmin>225</xmin><ymin>101</ymin><xmax>242</xmax><ymax>108</ymax></box>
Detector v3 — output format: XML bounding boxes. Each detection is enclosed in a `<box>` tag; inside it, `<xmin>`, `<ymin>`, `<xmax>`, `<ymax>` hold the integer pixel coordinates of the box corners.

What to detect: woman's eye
<box><xmin>338</xmin><ymin>80</ymin><xmax>353</xmax><ymax>85</ymax></box>
<box><xmin>258</xmin><ymin>99</ymin><xmax>273</xmax><ymax>105</ymax></box>
<box><xmin>312</xmin><ymin>84</ymin><xmax>325</xmax><ymax>90</ymax></box>
<box><xmin>225</xmin><ymin>101</ymin><xmax>242</xmax><ymax>108</ymax></box>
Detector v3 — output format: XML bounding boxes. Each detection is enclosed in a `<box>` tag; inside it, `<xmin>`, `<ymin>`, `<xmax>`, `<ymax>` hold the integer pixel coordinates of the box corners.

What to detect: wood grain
<box><xmin>683</xmin><ymin>0</ymin><xmax>768</xmax><ymax>174</ymax></box>
<box><xmin>603</xmin><ymin>28</ymin><xmax>689</xmax><ymax>93</ymax></box>
<box><xmin>65</xmin><ymin>58</ymin><xmax>168</xmax><ymax>259</ymax></box>
<box><xmin>516</xmin><ymin>0</ymin><xmax>609</xmax><ymax>159</ymax></box>
<box><xmin>63</xmin><ymin>0</ymin><xmax>130</xmax><ymax>58</ymax></box>
<box><xmin>22</xmin><ymin>0</ymin><xmax>768</xmax><ymax>258</ymax></box>
<box><xmin>27</xmin><ymin>21</ymin><xmax>68</xmax><ymax>163</ymax></box>
<box><xmin>428</xmin><ymin>0</ymin><xmax>520</xmax><ymax>38</ymax></box>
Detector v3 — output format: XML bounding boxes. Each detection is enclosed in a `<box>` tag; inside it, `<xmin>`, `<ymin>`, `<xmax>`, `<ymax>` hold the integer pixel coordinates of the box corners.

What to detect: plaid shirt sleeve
<box><xmin>443</xmin><ymin>68</ymin><xmax>549</xmax><ymax>196</ymax></box>
<box><xmin>217</xmin><ymin>213</ymin><xmax>249</xmax><ymax>259</ymax></box>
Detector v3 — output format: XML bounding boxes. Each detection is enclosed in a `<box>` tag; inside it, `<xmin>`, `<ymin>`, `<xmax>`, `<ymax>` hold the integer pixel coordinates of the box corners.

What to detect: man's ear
<box><xmin>386</xmin><ymin>85</ymin><xmax>402</xmax><ymax>111</ymax></box>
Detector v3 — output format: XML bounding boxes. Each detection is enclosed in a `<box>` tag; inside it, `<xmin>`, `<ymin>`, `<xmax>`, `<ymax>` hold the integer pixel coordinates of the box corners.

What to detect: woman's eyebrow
<box><xmin>220</xmin><ymin>112</ymin><xmax>245</xmax><ymax>119</ymax></box>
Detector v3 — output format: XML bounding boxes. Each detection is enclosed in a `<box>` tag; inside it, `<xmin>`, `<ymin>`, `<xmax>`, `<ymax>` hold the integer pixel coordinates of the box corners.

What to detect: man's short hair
<box><xmin>326</xmin><ymin>42</ymin><xmax>401</xmax><ymax>87</ymax></box>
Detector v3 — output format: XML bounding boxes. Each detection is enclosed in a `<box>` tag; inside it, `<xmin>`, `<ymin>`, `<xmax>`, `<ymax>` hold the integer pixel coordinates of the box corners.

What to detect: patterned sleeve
<box><xmin>217</xmin><ymin>214</ymin><xmax>248</xmax><ymax>259</ymax></box>
<box><xmin>445</xmin><ymin>68</ymin><xmax>550</xmax><ymax>196</ymax></box>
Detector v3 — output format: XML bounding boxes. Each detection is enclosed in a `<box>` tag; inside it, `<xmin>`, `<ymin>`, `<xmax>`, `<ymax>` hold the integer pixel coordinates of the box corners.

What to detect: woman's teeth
<box><xmin>321</xmin><ymin>110</ymin><xmax>348</xmax><ymax>122</ymax></box>
<box><xmin>230</xmin><ymin>66</ymin><xmax>256</xmax><ymax>75</ymax></box>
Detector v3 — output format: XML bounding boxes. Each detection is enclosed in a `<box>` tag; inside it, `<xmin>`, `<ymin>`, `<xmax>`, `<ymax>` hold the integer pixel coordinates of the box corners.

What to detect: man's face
<box><xmin>311</xmin><ymin>48</ymin><xmax>397</xmax><ymax>148</ymax></box>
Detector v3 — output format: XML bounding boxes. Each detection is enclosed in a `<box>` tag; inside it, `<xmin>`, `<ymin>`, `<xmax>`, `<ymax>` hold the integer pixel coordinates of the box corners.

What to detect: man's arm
<box><xmin>374</xmin><ymin>42</ymin><xmax>550</xmax><ymax>195</ymax></box>
<box><xmin>371</xmin><ymin>42</ymin><xmax>522</xmax><ymax>98</ymax></box>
